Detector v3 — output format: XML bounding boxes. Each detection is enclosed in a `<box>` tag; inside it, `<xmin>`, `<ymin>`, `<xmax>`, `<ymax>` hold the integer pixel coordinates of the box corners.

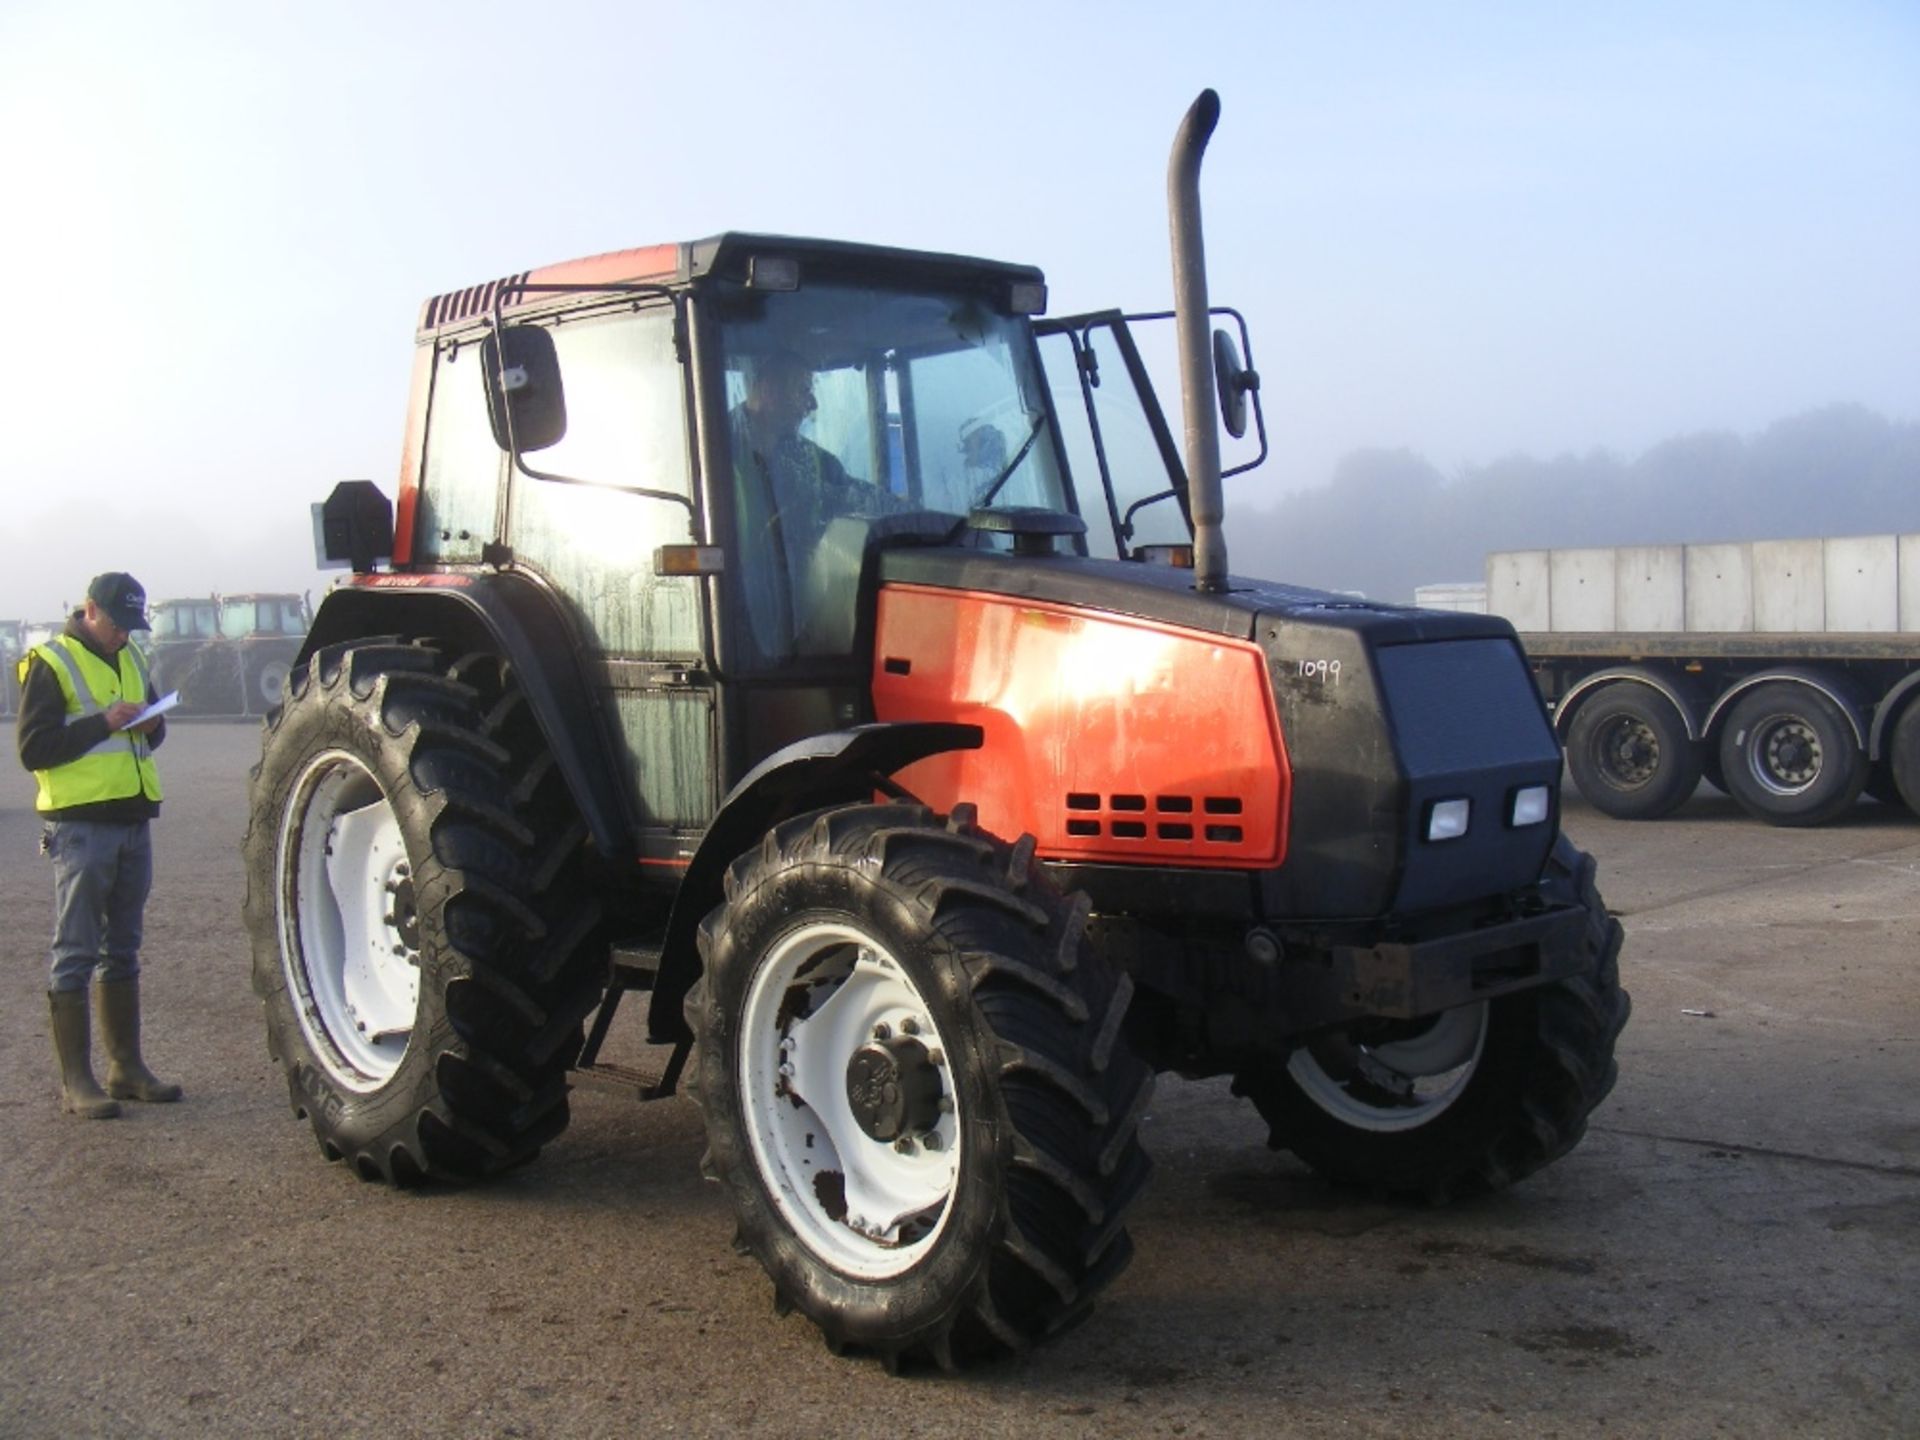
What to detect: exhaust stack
<box><xmin>1168</xmin><ymin>88</ymin><xmax>1228</xmax><ymax>593</ymax></box>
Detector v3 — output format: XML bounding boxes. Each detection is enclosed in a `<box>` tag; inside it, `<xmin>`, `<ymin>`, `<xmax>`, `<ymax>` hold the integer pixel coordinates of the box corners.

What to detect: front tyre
<box><xmin>1233</xmin><ymin>834</ymin><xmax>1629</xmax><ymax>1202</ymax></box>
<box><xmin>688</xmin><ymin>802</ymin><xmax>1152</xmax><ymax>1369</ymax></box>
<box><xmin>241</xmin><ymin>640</ymin><xmax>606</xmax><ymax>1184</ymax></box>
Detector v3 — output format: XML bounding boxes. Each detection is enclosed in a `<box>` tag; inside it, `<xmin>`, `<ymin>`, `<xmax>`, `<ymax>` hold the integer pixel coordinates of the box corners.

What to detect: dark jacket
<box><xmin>16</xmin><ymin>614</ymin><xmax>166</xmax><ymax>822</ymax></box>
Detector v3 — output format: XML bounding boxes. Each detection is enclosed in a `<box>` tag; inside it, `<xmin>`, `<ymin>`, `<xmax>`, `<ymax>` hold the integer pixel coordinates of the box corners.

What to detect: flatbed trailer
<box><xmin>1479</xmin><ymin>538</ymin><xmax>1920</xmax><ymax>825</ymax></box>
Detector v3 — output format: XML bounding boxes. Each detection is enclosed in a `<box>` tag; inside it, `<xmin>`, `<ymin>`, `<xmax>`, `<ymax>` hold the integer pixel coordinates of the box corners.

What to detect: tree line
<box><xmin>1228</xmin><ymin>405</ymin><xmax>1920</xmax><ymax>602</ymax></box>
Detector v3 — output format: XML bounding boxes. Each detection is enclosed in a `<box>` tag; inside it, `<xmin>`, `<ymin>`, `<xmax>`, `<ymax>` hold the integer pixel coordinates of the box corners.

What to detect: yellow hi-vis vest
<box><xmin>19</xmin><ymin>636</ymin><xmax>164</xmax><ymax>813</ymax></box>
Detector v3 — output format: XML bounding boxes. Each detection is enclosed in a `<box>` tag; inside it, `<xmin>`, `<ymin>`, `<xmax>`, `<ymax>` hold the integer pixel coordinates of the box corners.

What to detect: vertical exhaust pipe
<box><xmin>1169</xmin><ymin>88</ymin><xmax>1228</xmax><ymax>593</ymax></box>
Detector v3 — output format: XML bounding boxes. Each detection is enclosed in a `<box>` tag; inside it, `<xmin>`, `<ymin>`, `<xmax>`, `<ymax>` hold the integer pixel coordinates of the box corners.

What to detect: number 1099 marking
<box><xmin>1297</xmin><ymin>659</ymin><xmax>1342</xmax><ymax>683</ymax></box>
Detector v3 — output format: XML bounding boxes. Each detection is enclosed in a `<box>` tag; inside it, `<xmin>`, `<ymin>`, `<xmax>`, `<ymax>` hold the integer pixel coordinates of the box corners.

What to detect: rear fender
<box><xmin>300</xmin><ymin>574</ymin><xmax>631</xmax><ymax>858</ymax></box>
<box><xmin>645</xmin><ymin>722</ymin><xmax>983</xmax><ymax>1043</ymax></box>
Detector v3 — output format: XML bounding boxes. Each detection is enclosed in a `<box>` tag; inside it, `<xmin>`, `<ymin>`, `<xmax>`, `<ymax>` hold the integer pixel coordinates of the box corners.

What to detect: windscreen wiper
<box><xmin>942</xmin><ymin>412</ymin><xmax>1049</xmax><ymax>543</ymax></box>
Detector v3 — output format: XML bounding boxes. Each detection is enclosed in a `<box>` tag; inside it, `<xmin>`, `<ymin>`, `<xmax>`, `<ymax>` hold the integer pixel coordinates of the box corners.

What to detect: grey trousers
<box><xmin>45</xmin><ymin>820</ymin><xmax>153</xmax><ymax>993</ymax></box>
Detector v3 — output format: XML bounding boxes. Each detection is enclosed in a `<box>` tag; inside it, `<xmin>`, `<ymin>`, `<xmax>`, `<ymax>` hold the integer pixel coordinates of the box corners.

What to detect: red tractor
<box><xmin>245</xmin><ymin>93</ymin><xmax>1627</xmax><ymax>1368</ymax></box>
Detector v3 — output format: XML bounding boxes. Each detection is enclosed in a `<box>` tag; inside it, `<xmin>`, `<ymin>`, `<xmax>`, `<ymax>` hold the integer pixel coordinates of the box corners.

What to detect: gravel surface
<box><xmin>2</xmin><ymin>720</ymin><xmax>1915</xmax><ymax>1438</ymax></box>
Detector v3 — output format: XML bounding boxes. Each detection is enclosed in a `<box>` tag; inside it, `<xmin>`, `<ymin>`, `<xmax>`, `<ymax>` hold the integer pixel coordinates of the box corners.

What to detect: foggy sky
<box><xmin>1</xmin><ymin>1</ymin><xmax>1915</xmax><ymax>617</ymax></box>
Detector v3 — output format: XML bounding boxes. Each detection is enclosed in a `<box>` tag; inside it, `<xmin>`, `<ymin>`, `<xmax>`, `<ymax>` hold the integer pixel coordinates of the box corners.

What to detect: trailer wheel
<box><xmin>1564</xmin><ymin>685</ymin><xmax>1701</xmax><ymax>819</ymax></box>
<box><xmin>1717</xmin><ymin>682</ymin><xmax>1866</xmax><ymax>827</ymax></box>
<box><xmin>687</xmin><ymin>801</ymin><xmax>1152</xmax><ymax>1370</ymax></box>
<box><xmin>1232</xmin><ymin>834</ymin><xmax>1628</xmax><ymax>1203</ymax></box>
<box><xmin>242</xmin><ymin>640</ymin><xmax>606</xmax><ymax>1183</ymax></box>
<box><xmin>1890</xmin><ymin>702</ymin><xmax>1920</xmax><ymax>816</ymax></box>
<box><xmin>1864</xmin><ymin>762</ymin><xmax>1906</xmax><ymax>811</ymax></box>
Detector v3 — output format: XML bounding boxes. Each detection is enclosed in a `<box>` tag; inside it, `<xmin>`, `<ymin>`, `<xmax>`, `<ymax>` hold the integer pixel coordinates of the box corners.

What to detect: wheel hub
<box><xmin>1600</xmin><ymin>718</ymin><xmax>1658</xmax><ymax>786</ymax></box>
<box><xmin>845</xmin><ymin>1037</ymin><xmax>943</xmax><ymax>1142</ymax></box>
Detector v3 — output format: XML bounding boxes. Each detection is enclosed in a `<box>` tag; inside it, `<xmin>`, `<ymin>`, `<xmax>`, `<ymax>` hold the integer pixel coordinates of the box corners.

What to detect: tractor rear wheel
<box><xmin>1233</xmin><ymin>834</ymin><xmax>1629</xmax><ymax>1202</ymax></box>
<box><xmin>687</xmin><ymin>801</ymin><xmax>1152</xmax><ymax>1369</ymax></box>
<box><xmin>242</xmin><ymin>639</ymin><xmax>606</xmax><ymax>1183</ymax></box>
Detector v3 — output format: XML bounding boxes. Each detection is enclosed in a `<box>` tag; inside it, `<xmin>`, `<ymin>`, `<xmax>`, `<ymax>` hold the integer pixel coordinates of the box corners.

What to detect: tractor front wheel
<box><xmin>688</xmin><ymin>801</ymin><xmax>1152</xmax><ymax>1369</ymax></box>
<box><xmin>1234</xmin><ymin>834</ymin><xmax>1629</xmax><ymax>1202</ymax></box>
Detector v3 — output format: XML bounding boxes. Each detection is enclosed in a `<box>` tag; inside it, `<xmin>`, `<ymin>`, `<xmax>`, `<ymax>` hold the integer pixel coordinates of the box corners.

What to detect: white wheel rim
<box><xmin>738</xmin><ymin>920</ymin><xmax>961</xmax><ymax>1280</ymax></box>
<box><xmin>276</xmin><ymin>750</ymin><xmax>420</xmax><ymax>1092</ymax></box>
<box><xmin>1287</xmin><ymin>1003</ymin><xmax>1488</xmax><ymax>1133</ymax></box>
<box><xmin>259</xmin><ymin>661</ymin><xmax>289</xmax><ymax>704</ymax></box>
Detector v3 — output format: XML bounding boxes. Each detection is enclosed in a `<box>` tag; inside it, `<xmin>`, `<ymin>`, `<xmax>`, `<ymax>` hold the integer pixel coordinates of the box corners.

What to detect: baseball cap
<box><xmin>87</xmin><ymin>572</ymin><xmax>151</xmax><ymax>632</ymax></box>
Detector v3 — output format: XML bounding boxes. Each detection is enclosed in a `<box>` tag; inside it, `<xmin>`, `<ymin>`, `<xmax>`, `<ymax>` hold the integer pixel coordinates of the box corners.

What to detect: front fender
<box><xmin>302</xmin><ymin>573</ymin><xmax>631</xmax><ymax>859</ymax></box>
<box><xmin>646</xmin><ymin>722</ymin><xmax>983</xmax><ymax>1043</ymax></box>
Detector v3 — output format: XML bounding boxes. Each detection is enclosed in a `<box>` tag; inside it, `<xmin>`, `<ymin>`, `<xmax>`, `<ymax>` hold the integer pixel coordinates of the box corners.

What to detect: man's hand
<box><xmin>104</xmin><ymin>701</ymin><xmax>146</xmax><ymax>733</ymax></box>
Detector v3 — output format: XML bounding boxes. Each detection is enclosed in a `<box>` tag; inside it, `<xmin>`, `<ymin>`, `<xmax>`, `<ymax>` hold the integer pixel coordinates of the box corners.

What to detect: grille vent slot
<box><xmin>424</xmin><ymin>271</ymin><xmax>533</xmax><ymax>329</ymax></box>
<box><xmin>1061</xmin><ymin>792</ymin><xmax>1251</xmax><ymax>845</ymax></box>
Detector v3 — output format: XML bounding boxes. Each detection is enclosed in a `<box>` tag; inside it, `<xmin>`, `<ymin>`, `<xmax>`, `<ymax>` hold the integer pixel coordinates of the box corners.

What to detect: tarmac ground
<box><xmin>2</xmin><ymin>720</ymin><xmax>1915</xmax><ymax>1438</ymax></box>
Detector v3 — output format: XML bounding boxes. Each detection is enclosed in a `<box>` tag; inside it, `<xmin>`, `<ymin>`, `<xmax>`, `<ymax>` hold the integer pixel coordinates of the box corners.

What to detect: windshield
<box><xmin>715</xmin><ymin>281</ymin><xmax>1072</xmax><ymax>663</ymax></box>
<box><xmin>156</xmin><ymin>603</ymin><xmax>217</xmax><ymax>639</ymax></box>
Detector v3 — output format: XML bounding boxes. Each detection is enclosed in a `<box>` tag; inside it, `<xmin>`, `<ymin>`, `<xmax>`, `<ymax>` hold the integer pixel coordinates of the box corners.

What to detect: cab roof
<box><xmin>417</xmin><ymin>232</ymin><xmax>1045</xmax><ymax>336</ymax></box>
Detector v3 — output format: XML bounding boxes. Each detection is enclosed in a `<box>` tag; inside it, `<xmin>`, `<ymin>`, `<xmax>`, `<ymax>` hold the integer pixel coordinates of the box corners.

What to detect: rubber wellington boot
<box><xmin>95</xmin><ymin>977</ymin><xmax>183</xmax><ymax>1103</ymax></box>
<box><xmin>49</xmin><ymin>990</ymin><xmax>120</xmax><ymax>1119</ymax></box>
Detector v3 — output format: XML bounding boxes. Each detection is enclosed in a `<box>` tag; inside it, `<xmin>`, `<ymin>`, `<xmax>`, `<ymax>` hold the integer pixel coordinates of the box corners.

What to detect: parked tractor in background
<box><xmin>245</xmin><ymin>92</ymin><xmax>1629</xmax><ymax>1368</ymax></box>
<box><xmin>147</xmin><ymin>597</ymin><xmax>221</xmax><ymax>713</ymax></box>
<box><xmin>149</xmin><ymin>593</ymin><xmax>312</xmax><ymax>716</ymax></box>
<box><xmin>0</xmin><ymin>619</ymin><xmax>23</xmax><ymax>717</ymax></box>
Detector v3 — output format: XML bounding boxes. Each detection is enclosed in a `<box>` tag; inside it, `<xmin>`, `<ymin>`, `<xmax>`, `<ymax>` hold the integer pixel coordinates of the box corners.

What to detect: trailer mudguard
<box><xmin>1554</xmin><ymin>666</ymin><xmax>1710</xmax><ymax>741</ymax></box>
<box><xmin>298</xmin><ymin>572</ymin><xmax>632</xmax><ymax>859</ymax></box>
<box><xmin>645</xmin><ymin>721</ymin><xmax>984</xmax><ymax>1043</ymax></box>
<box><xmin>1868</xmin><ymin>669</ymin><xmax>1920</xmax><ymax>761</ymax></box>
<box><xmin>1702</xmin><ymin>666</ymin><xmax>1873</xmax><ymax>755</ymax></box>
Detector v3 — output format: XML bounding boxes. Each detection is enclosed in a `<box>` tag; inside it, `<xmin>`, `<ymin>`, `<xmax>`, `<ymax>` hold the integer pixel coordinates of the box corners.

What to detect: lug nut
<box><xmin>893</xmin><ymin>1137</ymin><xmax>915</xmax><ymax>1155</ymax></box>
<box><xmin>922</xmin><ymin>1131</ymin><xmax>944</xmax><ymax>1151</ymax></box>
<box><xmin>899</xmin><ymin>1016</ymin><xmax>920</xmax><ymax>1036</ymax></box>
<box><xmin>872</xmin><ymin>1022</ymin><xmax>892</xmax><ymax>1041</ymax></box>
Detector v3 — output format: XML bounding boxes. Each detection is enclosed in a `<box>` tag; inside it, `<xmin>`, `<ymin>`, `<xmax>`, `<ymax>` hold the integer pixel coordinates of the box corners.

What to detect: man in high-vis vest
<box><xmin>16</xmin><ymin>572</ymin><xmax>181</xmax><ymax>1119</ymax></box>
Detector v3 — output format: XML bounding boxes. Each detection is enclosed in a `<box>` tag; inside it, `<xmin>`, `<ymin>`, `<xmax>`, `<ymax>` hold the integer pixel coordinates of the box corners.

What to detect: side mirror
<box><xmin>481</xmin><ymin>324</ymin><xmax>567</xmax><ymax>453</ymax></box>
<box><xmin>1212</xmin><ymin>328</ymin><xmax>1257</xmax><ymax>440</ymax></box>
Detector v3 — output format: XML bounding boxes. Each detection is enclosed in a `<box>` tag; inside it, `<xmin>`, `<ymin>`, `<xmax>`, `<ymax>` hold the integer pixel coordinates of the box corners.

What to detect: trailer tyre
<box><xmin>1890</xmin><ymin>702</ymin><xmax>1920</xmax><ymax>817</ymax></box>
<box><xmin>687</xmin><ymin>801</ymin><xmax>1152</xmax><ymax>1370</ymax></box>
<box><xmin>1564</xmin><ymin>685</ymin><xmax>1701</xmax><ymax>819</ymax></box>
<box><xmin>1718</xmin><ymin>682</ymin><xmax>1866</xmax><ymax>827</ymax></box>
<box><xmin>242</xmin><ymin>640</ymin><xmax>606</xmax><ymax>1184</ymax></box>
<box><xmin>1232</xmin><ymin>834</ymin><xmax>1629</xmax><ymax>1203</ymax></box>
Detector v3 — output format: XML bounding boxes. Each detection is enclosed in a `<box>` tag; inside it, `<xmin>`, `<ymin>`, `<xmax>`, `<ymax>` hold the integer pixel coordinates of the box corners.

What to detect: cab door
<box><xmin>501</xmin><ymin>299</ymin><xmax>716</xmax><ymax>866</ymax></box>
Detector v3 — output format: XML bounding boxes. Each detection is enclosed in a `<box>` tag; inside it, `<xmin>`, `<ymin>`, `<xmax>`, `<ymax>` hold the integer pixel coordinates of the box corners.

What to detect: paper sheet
<box><xmin>125</xmin><ymin>691</ymin><xmax>180</xmax><ymax>727</ymax></box>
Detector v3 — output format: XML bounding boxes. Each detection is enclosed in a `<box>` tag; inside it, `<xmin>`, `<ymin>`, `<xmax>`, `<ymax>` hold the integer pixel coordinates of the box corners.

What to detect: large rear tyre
<box><xmin>1717</xmin><ymin>682</ymin><xmax>1866</xmax><ymax>827</ymax></box>
<box><xmin>241</xmin><ymin>640</ymin><xmax>606</xmax><ymax>1183</ymax></box>
<box><xmin>1233</xmin><ymin>834</ymin><xmax>1629</xmax><ymax>1203</ymax></box>
<box><xmin>1564</xmin><ymin>685</ymin><xmax>1702</xmax><ymax>819</ymax></box>
<box><xmin>687</xmin><ymin>801</ymin><xmax>1152</xmax><ymax>1370</ymax></box>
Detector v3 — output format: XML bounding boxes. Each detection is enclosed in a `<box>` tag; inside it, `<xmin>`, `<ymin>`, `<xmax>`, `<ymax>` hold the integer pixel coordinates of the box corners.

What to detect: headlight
<box><xmin>1425</xmin><ymin>798</ymin><xmax>1471</xmax><ymax>842</ymax></box>
<box><xmin>1510</xmin><ymin>785</ymin><xmax>1551</xmax><ymax>827</ymax></box>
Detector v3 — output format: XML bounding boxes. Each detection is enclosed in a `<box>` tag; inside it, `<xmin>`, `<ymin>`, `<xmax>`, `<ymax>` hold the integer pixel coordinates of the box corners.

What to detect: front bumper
<box><xmin>1294</xmin><ymin>904</ymin><xmax>1590</xmax><ymax>1025</ymax></box>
